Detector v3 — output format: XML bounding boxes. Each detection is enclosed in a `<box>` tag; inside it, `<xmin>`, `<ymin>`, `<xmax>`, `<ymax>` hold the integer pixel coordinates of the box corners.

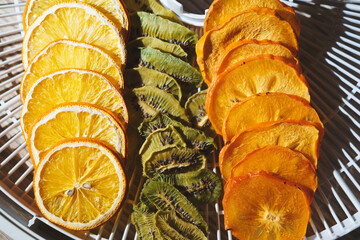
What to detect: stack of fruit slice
<box><xmin>122</xmin><ymin>1</ymin><xmax>222</xmax><ymax>238</ymax></box>
<box><xmin>21</xmin><ymin>0</ymin><xmax>129</xmax><ymax>230</ymax></box>
<box><xmin>198</xmin><ymin>0</ymin><xmax>324</xmax><ymax>239</ymax></box>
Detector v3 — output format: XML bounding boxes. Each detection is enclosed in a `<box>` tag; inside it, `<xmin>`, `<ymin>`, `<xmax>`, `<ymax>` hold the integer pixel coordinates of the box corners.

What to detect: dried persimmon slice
<box><xmin>231</xmin><ymin>146</ymin><xmax>317</xmax><ymax>200</ymax></box>
<box><xmin>223</xmin><ymin>171</ymin><xmax>310</xmax><ymax>240</ymax></box>
<box><xmin>222</xmin><ymin>93</ymin><xmax>323</xmax><ymax>142</ymax></box>
<box><xmin>219</xmin><ymin>120</ymin><xmax>323</xmax><ymax>181</ymax></box>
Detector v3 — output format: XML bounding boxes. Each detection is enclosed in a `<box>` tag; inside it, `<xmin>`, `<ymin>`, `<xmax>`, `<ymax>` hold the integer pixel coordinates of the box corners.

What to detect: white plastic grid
<box><xmin>0</xmin><ymin>0</ymin><xmax>360</xmax><ymax>239</ymax></box>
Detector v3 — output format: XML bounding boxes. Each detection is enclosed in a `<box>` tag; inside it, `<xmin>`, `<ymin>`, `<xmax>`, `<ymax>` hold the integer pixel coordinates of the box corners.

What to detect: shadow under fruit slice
<box><xmin>131</xmin><ymin>203</ymin><xmax>162</xmax><ymax>240</ymax></box>
<box><xmin>142</xmin><ymin>147</ymin><xmax>206</xmax><ymax>178</ymax></box>
<box><xmin>22</xmin><ymin>2</ymin><xmax>126</xmax><ymax>69</ymax></box>
<box><xmin>222</xmin><ymin>93</ymin><xmax>323</xmax><ymax>142</ymax></box>
<box><xmin>21</xmin><ymin>69</ymin><xmax>128</xmax><ymax>141</ymax></box>
<box><xmin>139</xmin><ymin>125</ymin><xmax>187</xmax><ymax>161</ymax></box>
<box><xmin>33</xmin><ymin>139</ymin><xmax>126</xmax><ymax>230</ymax></box>
<box><xmin>206</xmin><ymin>56</ymin><xmax>310</xmax><ymax>134</ymax></box>
<box><xmin>223</xmin><ymin>171</ymin><xmax>310</xmax><ymax>240</ymax></box>
<box><xmin>204</xmin><ymin>0</ymin><xmax>300</xmax><ymax>35</ymax></box>
<box><xmin>132</xmin><ymin>86</ymin><xmax>189</xmax><ymax>123</ymax></box>
<box><xmin>131</xmin><ymin>47</ymin><xmax>203</xmax><ymax>88</ymax></box>
<box><xmin>216</xmin><ymin>40</ymin><xmax>298</xmax><ymax>77</ymax></box>
<box><xmin>29</xmin><ymin>103</ymin><xmax>126</xmax><ymax>166</ymax></box>
<box><xmin>127</xmin><ymin>37</ymin><xmax>188</xmax><ymax>60</ymax></box>
<box><xmin>124</xmin><ymin>67</ymin><xmax>182</xmax><ymax>101</ymax></box>
<box><xmin>155</xmin><ymin>210</ymin><xmax>207</xmax><ymax>240</ymax></box>
<box><xmin>123</xmin><ymin>0</ymin><xmax>181</xmax><ymax>24</ymax></box>
<box><xmin>130</xmin><ymin>12</ymin><xmax>197</xmax><ymax>52</ymax></box>
<box><xmin>23</xmin><ymin>0</ymin><xmax>130</xmax><ymax>39</ymax></box>
<box><xmin>21</xmin><ymin>40</ymin><xmax>124</xmax><ymax>103</ymax></box>
<box><xmin>196</xmin><ymin>7</ymin><xmax>298</xmax><ymax>85</ymax></box>
<box><xmin>139</xmin><ymin>114</ymin><xmax>216</xmax><ymax>153</ymax></box>
<box><xmin>231</xmin><ymin>146</ymin><xmax>317</xmax><ymax>201</ymax></box>
<box><xmin>142</xmin><ymin>179</ymin><xmax>208</xmax><ymax>233</ymax></box>
<box><xmin>219</xmin><ymin>120</ymin><xmax>323</xmax><ymax>181</ymax></box>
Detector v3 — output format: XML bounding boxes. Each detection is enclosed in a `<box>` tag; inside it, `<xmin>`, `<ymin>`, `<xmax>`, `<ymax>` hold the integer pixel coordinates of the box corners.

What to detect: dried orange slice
<box><xmin>21</xmin><ymin>69</ymin><xmax>128</xmax><ymax>141</ymax></box>
<box><xmin>223</xmin><ymin>171</ymin><xmax>310</xmax><ymax>240</ymax></box>
<box><xmin>204</xmin><ymin>0</ymin><xmax>300</xmax><ymax>35</ymax></box>
<box><xmin>206</xmin><ymin>56</ymin><xmax>310</xmax><ymax>134</ymax></box>
<box><xmin>28</xmin><ymin>103</ymin><xmax>126</xmax><ymax>166</ymax></box>
<box><xmin>216</xmin><ymin>40</ymin><xmax>298</xmax><ymax>77</ymax></box>
<box><xmin>23</xmin><ymin>0</ymin><xmax>129</xmax><ymax>39</ymax></box>
<box><xmin>219</xmin><ymin>120</ymin><xmax>323</xmax><ymax>181</ymax></box>
<box><xmin>20</xmin><ymin>40</ymin><xmax>124</xmax><ymax>103</ymax></box>
<box><xmin>33</xmin><ymin>139</ymin><xmax>127</xmax><ymax>230</ymax></box>
<box><xmin>22</xmin><ymin>2</ymin><xmax>126</xmax><ymax>69</ymax></box>
<box><xmin>196</xmin><ymin>7</ymin><xmax>298</xmax><ymax>85</ymax></box>
<box><xmin>231</xmin><ymin>146</ymin><xmax>317</xmax><ymax>199</ymax></box>
<box><xmin>222</xmin><ymin>93</ymin><xmax>323</xmax><ymax>142</ymax></box>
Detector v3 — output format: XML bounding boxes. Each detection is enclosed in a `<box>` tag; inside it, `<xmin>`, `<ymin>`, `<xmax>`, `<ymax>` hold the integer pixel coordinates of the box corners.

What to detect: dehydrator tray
<box><xmin>1</xmin><ymin>0</ymin><xmax>360</xmax><ymax>239</ymax></box>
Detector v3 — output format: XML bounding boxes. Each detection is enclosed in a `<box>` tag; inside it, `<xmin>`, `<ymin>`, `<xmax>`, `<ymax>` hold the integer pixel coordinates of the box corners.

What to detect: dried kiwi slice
<box><xmin>185</xmin><ymin>90</ymin><xmax>211</xmax><ymax>129</ymax></box>
<box><xmin>131</xmin><ymin>203</ymin><xmax>163</xmax><ymax>240</ymax></box>
<box><xmin>142</xmin><ymin>147</ymin><xmax>206</xmax><ymax>178</ymax></box>
<box><xmin>132</xmin><ymin>86</ymin><xmax>189</xmax><ymax>123</ymax></box>
<box><xmin>175</xmin><ymin>169</ymin><xmax>222</xmax><ymax>204</ymax></box>
<box><xmin>139</xmin><ymin>125</ymin><xmax>186</xmax><ymax>161</ymax></box>
<box><xmin>127</xmin><ymin>37</ymin><xmax>188</xmax><ymax>60</ymax></box>
<box><xmin>123</xmin><ymin>0</ymin><xmax>182</xmax><ymax>24</ymax></box>
<box><xmin>155</xmin><ymin>211</ymin><xmax>207</xmax><ymax>240</ymax></box>
<box><xmin>130</xmin><ymin>12</ymin><xmax>197</xmax><ymax>51</ymax></box>
<box><xmin>142</xmin><ymin>179</ymin><xmax>208</xmax><ymax>233</ymax></box>
<box><xmin>134</xmin><ymin>48</ymin><xmax>203</xmax><ymax>88</ymax></box>
<box><xmin>124</xmin><ymin>67</ymin><xmax>182</xmax><ymax>100</ymax></box>
<box><xmin>139</xmin><ymin>114</ymin><xmax>216</xmax><ymax>153</ymax></box>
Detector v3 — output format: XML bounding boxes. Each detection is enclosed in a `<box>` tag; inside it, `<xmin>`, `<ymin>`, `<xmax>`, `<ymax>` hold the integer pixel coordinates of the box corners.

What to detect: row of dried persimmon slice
<box><xmin>197</xmin><ymin>0</ymin><xmax>324</xmax><ymax>239</ymax></box>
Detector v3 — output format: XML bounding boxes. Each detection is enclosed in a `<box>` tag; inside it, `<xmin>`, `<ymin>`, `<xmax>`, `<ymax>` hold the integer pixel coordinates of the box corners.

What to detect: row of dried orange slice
<box><xmin>197</xmin><ymin>0</ymin><xmax>324</xmax><ymax>239</ymax></box>
<box><xmin>20</xmin><ymin>0</ymin><xmax>130</xmax><ymax>230</ymax></box>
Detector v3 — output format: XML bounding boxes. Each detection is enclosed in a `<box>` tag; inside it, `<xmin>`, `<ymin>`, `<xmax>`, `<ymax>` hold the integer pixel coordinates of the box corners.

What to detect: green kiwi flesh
<box><xmin>130</xmin><ymin>12</ymin><xmax>197</xmax><ymax>51</ymax></box>
<box><xmin>136</xmin><ymin>48</ymin><xmax>203</xmax><ymax>88</ymax></box>
<box><xmin>123</xmin><ymin>0</ymin><xmax>182</xmax><ymax>24</ymax></box>
<box><xmin>142</xmin><ymin>147</ymin><xmax>206</xmax><ymax>178</ymax></box>
<box><xmin>155</xmin><ymin>211</ymin><xmax>207</xmax><ymax>240</ymax></box>
<box><xmin>142</xmin><ymin>179</ymin><xmax>208</xmax><ymax>233</ymax></box>
<box><xmin>139</xmin><ymin>125</ymin><xmax>186</xmax><ymax>161</ymax></box>
<box><xmin>185</xmin><ymin>90</ymin><xmax>211</xmax><ymax>129</ymax></box>
<box><xmin>138</xmin><ymin>114</ymin><xmax>216</xmax><ymax>153</ymax></box>
<box><xmin>127</xmin><ymin>37</ymin><xmax>188</xmax><ymax>60</ymax></box>
<box><xmin>124</xmin><ymin>67</ymin><xmax>182</xmax><ymax>100</ymax></box>
<box><xmin>175</xmin><ymin>169</ymin><xmax>222</xmax><ymax>204</ymax></box>
<box><xmin>132</xmin><ymin>86</ymin><xmax>189</xmax><ymax>123</ymax></box>
<box><xmin>131</xmin><ymin>203</ymin><xmax>163</xmax><ymax>240</ymax></box>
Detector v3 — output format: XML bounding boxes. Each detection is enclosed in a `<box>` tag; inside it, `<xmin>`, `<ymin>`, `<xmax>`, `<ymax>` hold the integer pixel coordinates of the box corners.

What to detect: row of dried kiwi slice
<box><xmin>123</xmin><ymin>1</ymin><xmax>221</xmax><ymax>238</ymax></box>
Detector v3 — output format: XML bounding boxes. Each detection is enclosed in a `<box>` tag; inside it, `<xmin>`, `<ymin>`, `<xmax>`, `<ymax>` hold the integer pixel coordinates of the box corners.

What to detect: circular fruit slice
<box><xmin>21</xmin><ymin>69</ymin><xmax>128</xmax><ymax>140</ymax></box>
<box><xmin>206</xmin><ymin>56</ymin><xmax>310</xmax><ymax>134</ymax></box>
<box><xmin>29</xmin><ymin>103</ymin><xmax>126</xmax><ymax>166</ymax></box>
<box><xmin>231</xmin><ymin>146</ymin><xmax>317</xmax><ymax>199</ymax></box>
<box><xmin>197</xmin><ymin>8</ymin><xmax>298</xmax><ymax>85</ymax></box>
<box><xmin>216</xmin><ymin>40</ymin><xmax>298</xmax><ymax>77</ymax></box>
<box><xmin>222</xmin><ymin>93</ymin><xmax>323</xmax><ymax>142</ymax></box>
<box><xmin>21</xmin><ymin>40</ymin><xmax>124</xmax><ymax>103</ymax></box>
<box><xmin>22</xmin><ymin>2</ymin><xmax>126</xmax><ymax>69</ymax></box>
<box><xmin>223</xmin><ymin>171</ymin><xmax>310</xmax><ymax>240</ymax></box>
<box><xmin>23</xmin><ymin>0</ymin><xmax>129</xmax><ymax>39</ymax></box>
<box><xmin>204</xmin><ymin>0</ymin><xmax>300</xmax><ymax>35</ymax></box>
<box><xmin>219</xmin><ymin>120</ymin><xmax>323</xmax><ymax>181</ymax></box>
<box><xmin>34</xmin><ymin>139</ymin><xmax>127</xmax><ymax>230</ymax></box>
